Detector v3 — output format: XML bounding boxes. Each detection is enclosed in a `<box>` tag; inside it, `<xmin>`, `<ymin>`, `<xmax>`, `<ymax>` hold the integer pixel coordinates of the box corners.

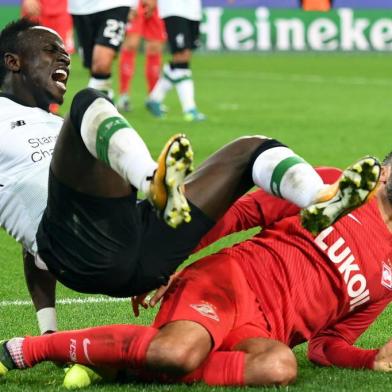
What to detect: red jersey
<box><xmin>198</xmin><ymin>167</ymin><xmax>392</xmax><ymax>368</ymax></box>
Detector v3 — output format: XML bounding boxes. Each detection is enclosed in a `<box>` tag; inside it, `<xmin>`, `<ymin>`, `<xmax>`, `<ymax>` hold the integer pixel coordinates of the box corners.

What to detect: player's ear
<box><xmin>379</xmin><ymin>165</ymin><xmax>391</xmax><ymax>184</ymax></box>
<box><xmin>4</xmin><ymin>52</ymin><xmax>21</xmax><ymax>73</ymax></box>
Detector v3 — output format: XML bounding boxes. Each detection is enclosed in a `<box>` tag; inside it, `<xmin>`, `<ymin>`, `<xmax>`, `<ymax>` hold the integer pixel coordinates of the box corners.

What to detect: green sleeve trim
<box><xmin>270</xmin><ymin>156</ymin><xmax>305</xmax><ymax>198</ymax></box>
<box><xmin>96</xmin><ymin>116</ymin><xmax>130</xmax><ymax>165</ymax></box>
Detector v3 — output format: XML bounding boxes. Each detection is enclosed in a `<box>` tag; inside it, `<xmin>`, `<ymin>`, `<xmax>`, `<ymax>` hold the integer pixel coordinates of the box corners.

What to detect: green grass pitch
<box><xmin>1</xmin><ymin>52</ymin><xmax>392</xmax><ymax>391</ymax></box>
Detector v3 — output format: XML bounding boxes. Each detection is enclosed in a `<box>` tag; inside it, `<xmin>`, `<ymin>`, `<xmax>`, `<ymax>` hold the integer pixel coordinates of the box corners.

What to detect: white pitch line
<box><xmin>203</xmin><ymin>70</ymin><xmax>392</xmax><ymax>87</ymax></box>
<box><xmin>0</xmin><ymin>296</ymin><xmax>130</xmax><ymax>307</ymax></box>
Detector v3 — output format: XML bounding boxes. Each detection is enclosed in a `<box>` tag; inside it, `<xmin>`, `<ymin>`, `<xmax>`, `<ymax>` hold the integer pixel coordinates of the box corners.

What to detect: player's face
<box><xmin>385</xmin><ymin>165</ymin><xmax>392</xmax><ymax>204</ymax></box>
<box><xmin>19</xmin><ymin>28</ymin><xmax>70</xmax><ymax>107</ymax></box>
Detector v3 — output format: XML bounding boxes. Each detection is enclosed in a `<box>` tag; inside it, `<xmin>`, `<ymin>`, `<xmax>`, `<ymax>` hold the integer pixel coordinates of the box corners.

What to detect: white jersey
<box><xmin>0</xmin><ymin>96</ymin><xmax>62</xmax><ymax>255</ymax></box>
<box><xmin>157</xmin><ymin>0</ymin><xmax>202</xmax><ymax>21</ymax></box>
<box><xmin>68</xmin><ymin>0</ymin><xmax>136</xmax><ymax>15</ymax></box>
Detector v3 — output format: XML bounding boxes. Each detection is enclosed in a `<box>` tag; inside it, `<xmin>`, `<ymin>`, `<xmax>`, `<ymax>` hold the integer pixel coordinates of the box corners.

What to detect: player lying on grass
<box><xmin>0</xmin><ymin>161</ymin><xmax>389</xmax><ymax>389</ymax></box>
<box><xmin>0</xmin><ymin>19</ymin><xmax>379</xmax><ymax>335</ymax></box>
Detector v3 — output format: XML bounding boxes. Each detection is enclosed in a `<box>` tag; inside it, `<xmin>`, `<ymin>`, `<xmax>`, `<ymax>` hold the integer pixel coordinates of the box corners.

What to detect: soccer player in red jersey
<box><xmin>117</xmin><ymin>0</ymin><xmax>166</xmax><ymax>112</ymax></box>
<box><xmin>1</xmin><ymin>161</ymin><xmax>392</xmax><ymax>388</ymax></box>
<box><xmin>21</xmin><ymin>0</ymin><xmax>74</xmax><ymax>54</ymax></box>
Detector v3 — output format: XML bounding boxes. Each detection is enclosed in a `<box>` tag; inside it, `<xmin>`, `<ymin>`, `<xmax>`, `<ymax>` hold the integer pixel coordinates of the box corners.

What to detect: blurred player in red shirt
<box><xmin>117</xmin><ymin>0</ymin><xmax>166</xmax><ymax>112</ymax></box>
<box><xmin>3</xmin><ymin>159</ymin><xmax>392</xmax><ymax>388</ymax></box>
<box><xmin>21</xmin><ymin>0</ymin><xmax>74</xmax><ymax>54</ymax></box>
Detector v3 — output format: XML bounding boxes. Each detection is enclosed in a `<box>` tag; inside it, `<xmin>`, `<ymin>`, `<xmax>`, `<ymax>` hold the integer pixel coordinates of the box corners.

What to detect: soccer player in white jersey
<box><xmin>0</xmin><ymin>18</ymin><xmax>192</xmax><ymax>333</ymax></box>
<box><xmin>146</xmin><ymin>0</ymin><xmax>206</xmax><ymax>121</ymax></box>
<box><xmin>68</xmin><ymin>0</ymin><xmax>137</xmax><ymax>99</ymax></box>
<box><xmin>0</xmin><ymin>19</ymin><xmax>379</xmax><ymax>338</ymax></box>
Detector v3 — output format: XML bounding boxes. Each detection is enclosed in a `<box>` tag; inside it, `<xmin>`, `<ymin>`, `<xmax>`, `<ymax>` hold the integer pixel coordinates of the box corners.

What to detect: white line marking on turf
<box><xmin>204</xmin><ymin>71</ymin><xmax>392</xmax><ymax>87</ymax></box>
<box><xmin>218</xmin><ymin>103</ymin><xmax>240</xmax><ymax>110</ymax></box>
<box><xmin>0</xmin><ymin>297</ymin><xmax>129</xmax><ymax>307</ymax></box>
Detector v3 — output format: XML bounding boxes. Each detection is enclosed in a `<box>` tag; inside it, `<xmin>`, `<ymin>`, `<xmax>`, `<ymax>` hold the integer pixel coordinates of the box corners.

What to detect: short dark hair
<box><xmin>0</xmin><ymin>18</ymin><xmax>38</xmax><ymax>86</ymax></box>
<box><xmin>383</xmin><ymin>152</ymin><xmax>392</xmax><ymax>168</ymax></box>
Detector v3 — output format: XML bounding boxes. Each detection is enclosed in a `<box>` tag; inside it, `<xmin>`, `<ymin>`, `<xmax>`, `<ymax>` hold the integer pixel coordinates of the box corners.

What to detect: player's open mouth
<box><xmin>51</xmin><ymin>68</ymin><xmax>68</xmax><ymax>92</ymax></box>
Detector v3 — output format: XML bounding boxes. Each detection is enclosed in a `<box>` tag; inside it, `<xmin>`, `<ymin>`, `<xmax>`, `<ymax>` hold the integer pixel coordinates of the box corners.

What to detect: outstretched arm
<box><xmin>23</xmin><ymin>248</ymin><xmax>57</xmax><ymax>334</ymax></box>
<box><xmin>308</xmin><ymin>298</ymin><xmax>390</xmax><ymax>370</ymax></box>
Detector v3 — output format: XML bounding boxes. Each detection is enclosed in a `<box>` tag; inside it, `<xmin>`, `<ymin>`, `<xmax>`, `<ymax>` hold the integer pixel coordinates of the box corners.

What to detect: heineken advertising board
<box><xmin>0</xmin><ymin>0</ymin><xmax>392</xmax><ymax>52</ymax></box>
<box><xmin>200</xmin><ymin>8</ymin><xmax>392</xmax><ymax>51</ymax></box>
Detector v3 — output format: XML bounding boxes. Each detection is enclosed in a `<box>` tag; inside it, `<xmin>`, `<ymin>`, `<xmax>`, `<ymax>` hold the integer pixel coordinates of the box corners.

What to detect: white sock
<box><xmin>175</xmin><ymin>76</ymin><xmax>196</xmax><ymax>112</ymax></box>
<box><xmin>252</xmin><ymin>146</ymin><xmax>324</xmax><ymax>208</ymax></box>
<box><xmin>88</xmin><ymin>76</ymin><xmax>114</xmax><ymax>100</ymax></box>
<box><xmin>36</xmin><ymin>307</ymin><xmax>57</xmax><ymax>334</ymax></box>
<box><xmin>80</xmin><ymin>97</ymin><xmax>157</xmax><ymax>194</ymax></box>
<box><xmin>149</xmin><ymin>64</ymin><xmax>174</xmax><ymax>102</ymax></box>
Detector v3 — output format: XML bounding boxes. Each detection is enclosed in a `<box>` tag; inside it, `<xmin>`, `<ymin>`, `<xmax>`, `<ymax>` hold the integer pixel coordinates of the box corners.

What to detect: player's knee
<box><xmin>147</xmin><ymin>337</ymin><xmax>208</xmax><ymax>375</ymax></box>
<box><xmin>267</xmin><ymin>348</ymin><xmax>297</xmax><ymax>386</ymax></box>
<box><xmin>247</xmin><ymin>346</ymin><xmax>297</xmax><ymax>386</ymax></box>
<box><xmin>70</xmin><ymin>88</ymin><xmax>112</xmax><ymax>133</ymax></box>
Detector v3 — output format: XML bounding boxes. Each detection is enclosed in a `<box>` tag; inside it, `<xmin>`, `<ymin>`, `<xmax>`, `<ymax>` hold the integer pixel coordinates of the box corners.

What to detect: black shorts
<box><xmin>164</xmin><ymin>16</ymin><xmax>200</xmax><ymax>54</ymax></box>
<box><xmin>72</xmin><ymin>7</ymin><xmax>130</xmax><ymax>69</ymax></box>
<box><xmin>36</xmin><ymin>170</ymin><xmax>214</xmax><ymax>297</ymax></box>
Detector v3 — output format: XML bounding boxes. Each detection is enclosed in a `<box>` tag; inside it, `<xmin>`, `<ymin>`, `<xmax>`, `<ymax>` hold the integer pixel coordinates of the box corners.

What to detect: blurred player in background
<box><xmin>301</xmin><ymin>0</ymin><xmax>332</xmax><ymax>11</ymax></box>
<box><xmin>117</xmin><ymin>0</ymin><xmax>166</xmax><ymax>112</ymax></box>
<box><xmin>146</xmin><ymin>0</ymin><xmax>206</xmax><ymax>121</ymax></box>
<box><xmin>21</xmin><ymin>0</ymin><xmax>74</xmax><ymax>53</ymax></box>
<box><xmin>68</xmin><ymin>0</ymin><xmax>134</xmax><ymax>100</ymax></box>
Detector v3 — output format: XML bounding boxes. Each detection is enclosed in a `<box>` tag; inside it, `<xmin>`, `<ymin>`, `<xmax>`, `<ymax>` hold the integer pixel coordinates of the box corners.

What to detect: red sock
<box><xmin>181</xmin><ymin>351</ymin><xmax>245</xmax><ymax>386</ymax></box>
<box><xmin>22</xmin><ymin>325</ymin><xmax>158</xmax><ymax>369</ymax></box>
<box><xmin>145</xmin><ymin>52</ymin><xmax>162</xmax><ymax>92</ymax></box>
<box><xmin>119</xmin><ymin>49</ymin><xmax>137</xmax><ymax>94</ymax></box>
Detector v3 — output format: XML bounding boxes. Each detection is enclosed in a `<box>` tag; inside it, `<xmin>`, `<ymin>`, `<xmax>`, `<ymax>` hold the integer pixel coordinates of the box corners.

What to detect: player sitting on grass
<box><xmin>0</xmin><ymin>160</ymin><xmax>390</xmax><ymax>389</ymax></box>
<box><xmin>0</xmin><ymin>19</ymin><xmax>380</xmax><ymax>335</ymax></box>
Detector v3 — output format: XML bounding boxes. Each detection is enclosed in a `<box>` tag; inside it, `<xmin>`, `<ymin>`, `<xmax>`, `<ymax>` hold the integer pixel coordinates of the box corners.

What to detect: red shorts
<box><xmin>153</xmin><ymin>254</ymin><xmax>271</xmax><ymax>350</ymax></box>
<box><xmin>126</xmin><ymin>1</ymin><xmax>166</xmax><ymax>41</ymax></box>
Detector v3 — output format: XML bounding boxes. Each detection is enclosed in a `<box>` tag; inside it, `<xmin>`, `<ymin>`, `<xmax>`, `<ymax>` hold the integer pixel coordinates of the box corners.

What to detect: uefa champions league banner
<box><xmin>201</xmin><ymin>8</ymin><xmax>392</xmax><ymax>51</ymax></box>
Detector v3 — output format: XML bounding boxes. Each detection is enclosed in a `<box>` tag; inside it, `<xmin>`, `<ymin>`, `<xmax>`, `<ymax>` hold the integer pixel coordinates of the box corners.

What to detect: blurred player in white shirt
<box><xmin>146</xmin><ymin>0</ymin><xmax>206</xmax><ymax>121</ymax></box>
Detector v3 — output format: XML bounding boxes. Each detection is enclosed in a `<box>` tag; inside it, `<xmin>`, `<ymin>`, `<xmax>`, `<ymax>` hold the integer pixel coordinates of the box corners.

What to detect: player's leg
<box><xmin>51</xmin><ymin>88</ymin><xmax>192</xmax><ymax>225</ymax></box>
<box><xmin>143</xmin><ymin>7</ymin><xmax>166</xmax><ymax>94</ymax></box>
<box><xmin>234</xmin><ymin>337</ymin><xmax>297</xmax><ymax>386</ymax></box>
<box><xmin>147</xmin><ymin>17</ymin><xmax>204</xmax><ymax>121</ymax></box>
<box><xmin>117</xmin><ymin>32</ymin><xmax>141</xmax><ymax>112</ymax></box>
<box><xmin>117</xmin><ymin>3</ymin><xmax>143</xmax><ymax>112</ymax></box>
<box><xmin>301</xmin><ymin>156</ymin><xmax>381</xmax><ymax>235</ymax></box>
<box><xmin>87</xmin><ymin>7</ymin><xmax>130</xmax><ymax>100</ymax></box>
<box><xmin>0</xmin><ymin>321</ymin><xmax>211</xmax><ymax>384</ymax></box>
<box><xmin>184</xmin><ymin>137</ymin><xmax>329</xmax><ymax>221</ymax></box>
<box><xmin>23</xmin><ymin>250</ymin><xmax>57</xmax><ymax>335</ymax></box>
<box><xmin>180</xmin><ymin>338</ymin><xmax>296</xmax><ymax>387</ymax></box>
<box><xmin>145</xmin><ymin>39</ymin><xmax>164</xmax><ymax>93</ymax></box>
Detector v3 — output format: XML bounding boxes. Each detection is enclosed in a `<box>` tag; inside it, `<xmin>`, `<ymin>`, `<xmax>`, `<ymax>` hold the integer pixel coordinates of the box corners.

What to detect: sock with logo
<box><xmin>149</xmin><ymin>63</ymin><xmax>174</xmax><ymax>103</ymax></box>
<box><xmin>119</xmin><ymin>49</ymin><xmax>136</xmax><ymax>95</ymax></box>
<box><xmin>251</xmin><ymin>140</ymin><xmax>324</xmax><ymax>208</ymax></box>
<box><xmin>88</xmin><ymin>73</ymin><xmax>114</xmax><ymax>100</ymax></box>
<box><xmin>70</xmin><ymin>88</ymin><xmax>157</xmax><ymax>194</ymax></box>
<box><xmin>146</xmin><ymin>52</ymin><xmax>162</xmax><ymax>92</ymax></box>
<box><xmin>22</xmin><ymin>325</ymin><xmax>158</xmax><ymax>368</ymax></box>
